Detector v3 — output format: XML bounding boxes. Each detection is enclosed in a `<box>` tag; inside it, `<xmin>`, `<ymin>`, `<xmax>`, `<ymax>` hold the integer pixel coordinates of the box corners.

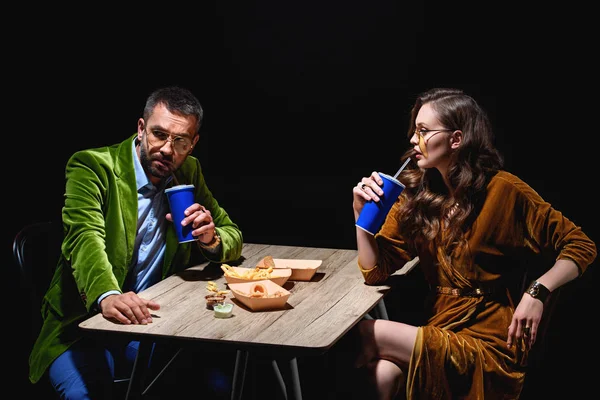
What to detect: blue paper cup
<box><xmin>165</xmin><ymin>184</ymin><xmax>197</xmax><ymax>243</ymax></box>
<box><xmin>356</xmin><ymin>173</ymin><xmax>405</xmax><ymax>235</ymax></box>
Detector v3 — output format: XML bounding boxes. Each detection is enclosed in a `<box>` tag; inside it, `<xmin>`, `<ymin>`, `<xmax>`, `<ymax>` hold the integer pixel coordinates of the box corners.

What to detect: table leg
<box><xmin>272</xmin><ymin>356</ymin><xmax>303</xmax><ymax>400</ymax></box>
<box><xmin>271</xmin><ymin>359</ymin><xmax>287</xmax><ymax>398</ymax></box>
<box><xmin>125</xmin><ymin>340</ymin><xmax>152</xmax><ymax>400</ymax></box>
<box><xmin>231</xmin><ymin>350</ymin><xmax>249</xmax><ymax>400</ymax></box>
<box><xmin>376</xmin><ymin>298</ymin><xmax>389</xmax><ymax>320</ymax></box>
<box><xmin>289</xmin><ymin>357</ymin><xmax>302</xmax><ymax>400</ymax></box>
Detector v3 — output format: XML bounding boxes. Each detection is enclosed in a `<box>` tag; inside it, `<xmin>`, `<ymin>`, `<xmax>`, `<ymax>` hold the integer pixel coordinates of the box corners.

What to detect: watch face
<box><xmin>529</xmin><ymin>285</ymin><xmax>539</xmax><ymax>297</ymax></box>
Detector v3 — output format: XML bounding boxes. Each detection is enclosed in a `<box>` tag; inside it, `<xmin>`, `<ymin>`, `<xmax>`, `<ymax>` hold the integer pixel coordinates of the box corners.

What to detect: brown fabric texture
<box><xmin>360</xmin><ymin>171</ymin><xmax>596</xmax><ymax>399</ymax></box>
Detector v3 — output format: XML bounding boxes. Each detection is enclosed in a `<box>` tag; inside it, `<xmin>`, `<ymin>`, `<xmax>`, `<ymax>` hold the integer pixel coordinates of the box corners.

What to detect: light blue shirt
<box><xmin>97</xmin><ymin>138</ymin><xmax>172</xmax><ymax>306</ymax></box>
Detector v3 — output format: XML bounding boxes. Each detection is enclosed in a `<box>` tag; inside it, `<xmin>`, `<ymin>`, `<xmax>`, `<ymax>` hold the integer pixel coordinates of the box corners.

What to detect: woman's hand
<box><xmin>353</xmin><ymin>171</ymin><xmax>385</xmax><ymax>220</ymax></box>
<box><xmin>506</xmin><ymin>294</ymin><xmax>544</xmax><ymax>350</ymax></box>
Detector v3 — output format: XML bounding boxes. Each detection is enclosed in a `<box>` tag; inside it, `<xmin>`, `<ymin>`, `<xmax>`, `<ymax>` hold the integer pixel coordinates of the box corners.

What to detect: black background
<box><xmin>6</xmin><ymin>2</ymin><xmax>598</xmax><ymax>398</ymax></box>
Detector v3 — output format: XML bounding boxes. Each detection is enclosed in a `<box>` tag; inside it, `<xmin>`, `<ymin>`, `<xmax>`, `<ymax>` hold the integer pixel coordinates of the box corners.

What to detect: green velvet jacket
<box><xmin>29</xmin><ymin>134</ymin><xmax>243</xmax><ymax>384</ymax></box>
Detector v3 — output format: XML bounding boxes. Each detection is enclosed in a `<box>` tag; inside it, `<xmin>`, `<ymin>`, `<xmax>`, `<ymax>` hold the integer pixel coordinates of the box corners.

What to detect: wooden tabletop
<box><xmin>79</xmin><ymin>243</ymin><xmax>389</xmax><ymax>357</ymax></box>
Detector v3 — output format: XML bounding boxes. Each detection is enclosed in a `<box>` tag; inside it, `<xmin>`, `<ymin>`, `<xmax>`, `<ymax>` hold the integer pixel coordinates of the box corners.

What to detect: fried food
<box><xmin>234</xmin><ymin>282</ymin><xmax>285</xmax><ymax>299</ymax></box>
<box><xmin>206</xmin><ymin>281</ymin><xmax>229</xmax><ymax>295</ymax></box>
<box><xmin>250</xmin><ymin>283</ymin><xmax>268</xmax><ymax>297</ymax></box>
<box><xmin>256</xmin><ymin>255</ymin><xmax>276</xmax><ymax>269</ymax></box>
<box><xmin>221</xmin><ymin>264</ymin><xmax>273</xmax><ymax>280</ymax></box>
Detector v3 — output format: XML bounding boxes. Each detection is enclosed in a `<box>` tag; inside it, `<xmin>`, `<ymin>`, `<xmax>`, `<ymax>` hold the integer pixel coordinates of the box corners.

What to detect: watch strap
<box><xmin>198</xmin><ymin>229</ymin><xmax>221</xmax><ymax>251</ymax></box>
<box><xmin>526</xmin><ymin>280</ymin><xmax>551</xmax><ymax>303</ymax></box>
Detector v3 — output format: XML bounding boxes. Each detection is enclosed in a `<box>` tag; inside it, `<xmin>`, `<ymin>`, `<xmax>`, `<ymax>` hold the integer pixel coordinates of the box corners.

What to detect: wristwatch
<box><xmin>525</xmin><ymin>280</ymin><xmax>551</xmax><ymax>303</ymax></box>
<box><xmin>198</xmin><ymin>229</ymin><xmax>221</xmax><ymax>251</ymax></box>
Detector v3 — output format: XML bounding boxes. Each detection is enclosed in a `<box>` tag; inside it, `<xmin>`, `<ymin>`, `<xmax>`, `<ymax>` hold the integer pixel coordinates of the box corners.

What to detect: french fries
<box><xmin>221</xmin><ymin>264</ymin><xmax>274</xmax><ymax>280</ymax></box>
<box><xmin>206</xmin><ymin>281</ymin><xmax>229</xmax><ymax>295</ymax></box>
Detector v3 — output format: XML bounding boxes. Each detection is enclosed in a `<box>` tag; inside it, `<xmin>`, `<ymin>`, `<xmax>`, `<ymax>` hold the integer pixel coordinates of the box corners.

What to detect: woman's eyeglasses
<box><xmin>414</xmin><ymin>128</ymin><xmax>455</xmax><ymax>140</ymax></box>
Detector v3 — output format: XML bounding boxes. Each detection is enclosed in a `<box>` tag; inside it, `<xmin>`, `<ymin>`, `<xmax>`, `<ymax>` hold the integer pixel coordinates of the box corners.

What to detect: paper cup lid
<box><xmin>379</xmin><ymin>173</ymin><xmax>405</xmax><ymax>188</ymax></box>
<box><xmin>165</xmin><ymin>184</ymin><xmax>195</xmax><ymax>193</ymax></box>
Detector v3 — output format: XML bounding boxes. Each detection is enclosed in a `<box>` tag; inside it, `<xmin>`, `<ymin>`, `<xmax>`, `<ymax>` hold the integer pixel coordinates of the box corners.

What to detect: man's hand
<box><xmin>99</xmin><ymin>291</ymin><xmax>160</xmax><ymax>325</ymax></box>
<box><xmin>166</xmin><ymin>203</ymin><xmax>216</xmax><ymax>244</ymax></box>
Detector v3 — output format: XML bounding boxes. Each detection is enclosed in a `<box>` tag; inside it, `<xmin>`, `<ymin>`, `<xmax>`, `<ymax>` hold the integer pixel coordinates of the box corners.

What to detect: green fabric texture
<box><xmin>28</xmin><ymin>134</ymin><xmax>243</xmax><ymax>384</ymax></box>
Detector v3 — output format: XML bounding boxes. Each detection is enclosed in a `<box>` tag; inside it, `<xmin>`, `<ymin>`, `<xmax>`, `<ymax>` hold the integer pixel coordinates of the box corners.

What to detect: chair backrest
<box><xmin>13</xmin><ymin>221</ymin><xmax>135</xmax><ymax>396</ymax></box>
<box><xmin>12</xmin><ymin>221</ymin><xmax>63</xmax><ymax>346</ymax></box>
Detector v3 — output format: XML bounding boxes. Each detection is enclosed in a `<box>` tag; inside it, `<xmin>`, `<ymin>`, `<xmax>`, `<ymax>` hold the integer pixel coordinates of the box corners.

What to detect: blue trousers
<box><xmin>48</xmin><ymin>338</ymin><xmax>154</xmax><ymax>400</ymax></box>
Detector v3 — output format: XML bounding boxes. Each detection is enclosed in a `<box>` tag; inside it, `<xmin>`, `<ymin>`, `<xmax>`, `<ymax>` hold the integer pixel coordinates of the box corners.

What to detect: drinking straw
<box><xmin>393</xmin><ymin>158</ymin><xmax>411</xmax><ymax>179</ymax></box>
<box><xmin>171</xmin><ymin>173</ymin><xmax>180</xmax><ymax>186</ymax></box>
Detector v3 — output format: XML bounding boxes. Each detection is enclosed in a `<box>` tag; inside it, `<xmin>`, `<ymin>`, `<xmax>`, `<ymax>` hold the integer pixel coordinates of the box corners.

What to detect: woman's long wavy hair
<box><xmin>396</xmin><ymin>88</ymin><xmax>504</xmax><ymax>261</ymax></box>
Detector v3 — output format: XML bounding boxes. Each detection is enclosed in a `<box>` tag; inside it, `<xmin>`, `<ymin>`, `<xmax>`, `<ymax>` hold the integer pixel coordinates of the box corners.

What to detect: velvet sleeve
<box><xmin>62</xmin><ymin>148</ymin><xmax>124</xmax><ymax>312</ymax></box>
<box><xmin>493</xmin><ymin>173</ymin><xmax>596</xmax><ymax>276</ymax></box>
<box><xmin>359</xmin><ymin>195</ymin><xmax>416</xmax><ymax>285</ymax></box>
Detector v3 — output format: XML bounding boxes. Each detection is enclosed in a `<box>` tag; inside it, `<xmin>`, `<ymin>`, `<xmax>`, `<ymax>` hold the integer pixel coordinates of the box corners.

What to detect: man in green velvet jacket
<box><xmin>28</xmin><ymin>86</ymin><xmax>243</xmax><ymax>399</ymax></box>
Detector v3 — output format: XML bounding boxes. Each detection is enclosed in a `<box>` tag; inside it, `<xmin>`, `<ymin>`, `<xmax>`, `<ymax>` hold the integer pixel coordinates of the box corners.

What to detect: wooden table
<box><xmin>79</xmin><ymin>243</ymin><xmax>390</xmax><ymax>399</ymax></box>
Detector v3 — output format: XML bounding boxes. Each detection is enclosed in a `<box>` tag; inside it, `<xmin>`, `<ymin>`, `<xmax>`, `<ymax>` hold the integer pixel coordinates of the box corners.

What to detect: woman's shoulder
<box><xmin>489</xmin><ymin>170</ymin><xmax>522</xmax><ymax>184</ymax></box>
<box><xmin>488</xmin><ymin>170</ymin><xmax>544</xmax><ymax>203</ymax></box>
<box><xmin>489</xmin><ymin>170</ymin><xmax>530</xmax><ymax>189</ymax></box>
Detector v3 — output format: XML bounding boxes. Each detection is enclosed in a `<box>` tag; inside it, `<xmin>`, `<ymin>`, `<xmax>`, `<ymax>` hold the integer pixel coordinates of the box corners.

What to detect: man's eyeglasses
<box><xmin>414</xmin><ymin>128</ymin><xmax>455</xmax><ymax>140</ymax></box>
<box><xmin>146</xmin><ymin>129</ymin><xmax>193</xmax><ymax>154</ymax></box>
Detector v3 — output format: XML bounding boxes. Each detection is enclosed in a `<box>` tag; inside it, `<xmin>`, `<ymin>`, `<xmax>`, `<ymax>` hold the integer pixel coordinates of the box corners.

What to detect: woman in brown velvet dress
<box><xmin>352</xmin><ymin>88</ymin><xmax>596</xmax><ymax>399</ymax></box>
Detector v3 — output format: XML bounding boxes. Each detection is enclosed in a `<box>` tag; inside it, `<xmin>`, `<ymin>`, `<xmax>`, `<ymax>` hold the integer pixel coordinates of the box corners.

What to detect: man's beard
<box><xmin>140</xmin><ymin>142</ymin><xmax>174</xmax><ymax>180</ymax></box>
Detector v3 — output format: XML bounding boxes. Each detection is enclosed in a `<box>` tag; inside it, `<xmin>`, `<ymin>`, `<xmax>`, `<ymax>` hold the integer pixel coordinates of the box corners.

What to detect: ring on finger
<box><xmin>361</xmin><ymin>183</ymin><xmax>367</xmax><ymax>190</ymax></box>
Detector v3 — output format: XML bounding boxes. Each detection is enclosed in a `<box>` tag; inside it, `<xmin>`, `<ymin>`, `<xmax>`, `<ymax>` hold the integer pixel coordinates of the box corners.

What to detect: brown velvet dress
<box><xmin>359</xmin><ymin>171</ymin><xmax>597</xmax><ymax>399</ymax></box>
